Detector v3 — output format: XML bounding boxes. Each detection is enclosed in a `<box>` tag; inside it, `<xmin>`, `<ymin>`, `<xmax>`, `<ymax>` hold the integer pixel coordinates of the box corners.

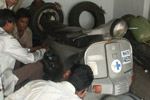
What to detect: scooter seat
<box><xmin>41</xmin><ymin>20</ymin><xmax>89</xmax><ymax>39</ymax></box>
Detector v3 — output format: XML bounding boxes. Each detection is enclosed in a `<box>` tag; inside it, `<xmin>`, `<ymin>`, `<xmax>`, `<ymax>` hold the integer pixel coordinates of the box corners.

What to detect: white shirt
<box><xmin>0</xmin><ymin>27</ymin><xmax>46</xmax><ymax>96</ymax></box>
<box><xmin>5</xmin><ymin>80</ymin><xmax>82</xmax><ymax>100</ymax></box>
<box><xmin>0</xmin><ymin>0</ymin><xmax>14</xmax><ymax>10</ymax></box>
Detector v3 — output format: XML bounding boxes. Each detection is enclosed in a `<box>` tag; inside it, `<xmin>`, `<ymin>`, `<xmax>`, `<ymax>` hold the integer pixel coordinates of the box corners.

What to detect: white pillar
<box><xmin>143</xmin><ymin>0</ymin><xmax>150</xmax><ymax>19</ymax></box>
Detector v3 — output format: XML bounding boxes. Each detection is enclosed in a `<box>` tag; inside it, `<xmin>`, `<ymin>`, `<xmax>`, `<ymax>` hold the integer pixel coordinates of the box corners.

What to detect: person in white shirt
<box><xmin>0</xmin><ymin>9</ymin><xmax>49</xmax><ymax>96</ymax></box>
<box><xmin>5</xmin><ymin>64</ymin><xmax>94</xmax><ymax>100</ymax></box>
<box><xmin>0</xmin><ymin>0</ymin><xmax>18</xmax><ymax>10</ymax></box>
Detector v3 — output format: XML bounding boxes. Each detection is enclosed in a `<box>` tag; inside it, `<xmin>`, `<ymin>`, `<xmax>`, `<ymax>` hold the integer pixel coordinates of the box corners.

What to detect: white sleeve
<box><xmin>2</xmin><ymin>69</ymin><xmax>18</xmax><ymax>96</ymax></box>
<box><xmin>5</xmin><ymin>37</ymin><xmax>46</xmax><ymax>64</ymax></box>
<box><xmin>4</xmin><ymin>81</ymin><xmax>34</xmax><ymax>100</ymax></box>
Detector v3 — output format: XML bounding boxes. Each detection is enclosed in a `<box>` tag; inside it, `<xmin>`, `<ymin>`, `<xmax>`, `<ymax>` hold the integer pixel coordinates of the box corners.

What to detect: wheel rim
<box><xmin>37</xmin><ymin>9</ymin><xmax>60</xmax><ymax>31</ymax></box>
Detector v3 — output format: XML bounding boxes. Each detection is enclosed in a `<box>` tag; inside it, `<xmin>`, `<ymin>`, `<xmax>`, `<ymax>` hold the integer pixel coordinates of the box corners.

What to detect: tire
<box><xmin>68</xmin><ymin>1</ymin><xmax>105</xmax><ymax>29</ymax></box>
<box><xmin>30</xmin><ymin>3</ymin><xmax>64</xmax><ymax>37</ymax></box>
<box><xmin>121</xmin><ymin>14</ymin><xmax>135</xmax><ymax>21</ymax></box>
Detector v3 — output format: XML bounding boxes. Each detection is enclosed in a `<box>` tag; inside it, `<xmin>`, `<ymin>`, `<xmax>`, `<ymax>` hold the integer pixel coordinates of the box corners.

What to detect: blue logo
<box><xmin>111</xmin><ymin>60</ymin><xmax>122</xmax><ymax>73</ymax></box>
<box><xmin>116</xmin><ymin>62</ymin><xmax>121</xmax><ymax>70</ymax></box>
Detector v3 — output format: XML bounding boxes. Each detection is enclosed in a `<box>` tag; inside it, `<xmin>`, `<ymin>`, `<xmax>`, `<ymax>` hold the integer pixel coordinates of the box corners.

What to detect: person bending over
<box><xmin>5</xmin><ymin>64</ymin><xmax>94</xmax><ymax>100</ymax></box>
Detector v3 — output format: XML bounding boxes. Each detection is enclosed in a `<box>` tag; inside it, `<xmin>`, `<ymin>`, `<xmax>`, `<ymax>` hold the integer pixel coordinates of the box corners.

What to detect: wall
<box><xmin>20</xmin><ymin>0</ymin><xmax>150</xmax><ymax>27</ymax></box>
<box><xmin>113</xmin><ymin>0</ymin><xmax>150</xmax><ymax>19</ymax></box>
<box><xmin>20</xmin><ymin>0</ymin><xmax>114</xmax><ymax>26</ymax></box>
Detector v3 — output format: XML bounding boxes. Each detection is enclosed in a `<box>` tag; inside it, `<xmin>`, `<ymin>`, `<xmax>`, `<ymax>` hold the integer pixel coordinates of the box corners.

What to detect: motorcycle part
<box><xmin>110</xmin><ymin>18</ymin><xmax>128</xmax><ymax>38</ymax></box>
<box><xmin>127</xmin><ymin>16</ymin><xmax>150</xmax><ymax>43</ymax></box>
<box><xmin>30</xmin><ymin>3</ymin><xmax>64</xmax><ymax>37</ymax></box>
<box><xmin>125</xmin><ymin>31</ymin><xmax>150</xmax><ymax>71</ymax></box>
<box><xmin>84</xmin><ymin>39</ymin><xmax>133</xmax><ymax>95</ymax></box>
<box><xmin>41</xmin><ymin>20</ymin><xmax>100</xmax><ymax>48</ymax></box>
<box><xmin>41</xmin><ymin>50</ymin><xmax>63</xmax><ymax>82</ymax></box>
<box><xmin>43</xmin><ymin>40</ymin><xmax>83</xmax><ymax>70</ymax></box>
<box><xmin>102</xmin><ymin>93</ymin><xmax>141</xmax><ymax>100</ymax></box>
<box><xmin>86</xmin><ymin>18</ymin><xmax>128</xmax><ymax>39</ymax></box>
<box><xmin>68</xmin><ymin>1</ymin><xmax>105</xmax><ymax>29</ymax></box>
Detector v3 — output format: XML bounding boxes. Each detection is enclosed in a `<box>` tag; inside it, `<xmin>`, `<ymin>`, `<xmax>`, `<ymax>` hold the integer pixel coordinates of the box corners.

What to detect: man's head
<box><xmin>6</xmin><ymin>0</ymin><xmax>18</xmax><ymax>7</ymax></box>
<box><xmin>33</xmin><ymin>0</ymin><xmax>44</xmax><ymax>8</ymax></box>
<box><xmin>42</xmin><ymin>50</ymin><xmax>73</xmax><ymax>82</ymax></box>
<box><xmin>15</xmin><ymin>8</ymin><xmax>30</xmax><ymax>31</ymax></box>
<box><xmin>67</xmin><ymin>64</ymin><xmax>94</xmax><ymax>91</ymax></box>
<box><xmin>0</xmin><ymin>9</ymin><xmax>15</xmax><ymax>33</ymax></box>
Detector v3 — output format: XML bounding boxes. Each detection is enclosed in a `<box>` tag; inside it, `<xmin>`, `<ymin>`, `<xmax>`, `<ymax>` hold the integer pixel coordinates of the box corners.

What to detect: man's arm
<box><xmin>4</xmin><ymin>37</ymin><xmax>48</xmax><ymax>64</ymax></box>
<box><xmin>12</xmin><ymin>0</ymin><xmax>23</xmax><ymax>12</ymax></box>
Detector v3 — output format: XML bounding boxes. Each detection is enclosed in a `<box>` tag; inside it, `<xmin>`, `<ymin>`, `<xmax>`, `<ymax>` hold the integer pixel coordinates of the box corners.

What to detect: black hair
<box><xmin>0</xmin><ymin>9</ymin><xmax>15</xmax><ymax>27</ymax></box>
<box><xmin>15</xmin><ymin>8</ymin><xmax>30</xmax><ymax>20</ymax></box>
<box><xmin>67</xmin><ymin>64</ymin><xmax>94</xmax><ymax>91</ymax></box>
<box><xmin>41</xmin><ymin>51</ymin><xmax>64</xmax><ymax>82</ymax></box>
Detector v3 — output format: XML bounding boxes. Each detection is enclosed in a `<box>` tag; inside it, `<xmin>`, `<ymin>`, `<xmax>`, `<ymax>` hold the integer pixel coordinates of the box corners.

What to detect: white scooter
<box><xmin>40</xmin><ymin>18</ymin><xmax>141</xmax><ymax>100</ymax></box>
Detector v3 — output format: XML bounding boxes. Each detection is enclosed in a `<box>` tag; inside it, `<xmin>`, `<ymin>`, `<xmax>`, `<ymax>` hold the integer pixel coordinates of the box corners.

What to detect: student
<box><xmin>0</xmin><ymin>9</ymin><xmax>49</xmax><ymax>96</ymax></box>
<box><xmin>13</xmin><ymin>8</ymin><xmax>32</xmax><ymax>48</ymax></box>
<box><xmin>27</xmin><ymin>0</ymin><xmax>62</xmax><ymax>15</ymax></box>
<box><xmin>27</xmin><ymin>0</ymin><xmax>44</xmax><ymax>15</ymax></box>
<box><xmin>0</xmin><ymin>0</ymin><xmax>18</xmax><ymax>10</ymax></box>
<box><xmin>5</xmin><ymin>64</ymin><xmax>93</xmax><ymax>100</ymax></box>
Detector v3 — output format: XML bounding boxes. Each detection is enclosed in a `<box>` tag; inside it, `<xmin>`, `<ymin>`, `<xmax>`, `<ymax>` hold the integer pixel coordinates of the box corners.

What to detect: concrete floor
<box><xmin>130</xmin><ymin>63</ymin><xmax>150</xmax><ymax>100</ymax></box>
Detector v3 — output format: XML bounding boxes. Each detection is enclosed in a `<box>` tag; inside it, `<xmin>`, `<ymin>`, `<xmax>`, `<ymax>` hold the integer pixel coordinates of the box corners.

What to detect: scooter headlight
<box><xmin>110</xmin><ymin>19</ymin><xmax>128</xmax><ymax>38</ymax></box>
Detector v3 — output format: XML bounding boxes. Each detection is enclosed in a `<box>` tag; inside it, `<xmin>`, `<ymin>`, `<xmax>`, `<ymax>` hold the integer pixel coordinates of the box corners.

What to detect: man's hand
<box><xmin>76</xmin><ymin>90</ymin><xmax>87</xmax><ymax>99</ymax></box>
<box><xmin>54</xmin><ymin>2</ymin><xmax>61</xmax><ymax>10</ymax></box>
<box><xmin>30</xmin><ymin>46</ymin><xmax>42</xmax><ymax>52</ymax></box>
<box><xmin>29</xmin><ymin>46</ymin><xmax>50</xmax><ymax>52</ymax></box>
<box><xmin>44</xmin><ymin>46</ymin><xmax>50</xmax><ymax>52</ymax></box>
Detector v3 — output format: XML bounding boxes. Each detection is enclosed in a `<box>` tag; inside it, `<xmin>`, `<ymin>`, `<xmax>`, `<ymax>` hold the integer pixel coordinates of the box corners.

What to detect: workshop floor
<box><xmin>130</xmin><ymin>63</ymin><xmax>150</xmax><ymax>100</ymax></box>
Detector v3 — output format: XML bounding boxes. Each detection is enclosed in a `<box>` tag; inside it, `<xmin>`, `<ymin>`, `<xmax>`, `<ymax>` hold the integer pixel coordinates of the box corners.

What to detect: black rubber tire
<box><xmin>68</xmin><ymin>1</ymin><xmax>105</xmax><ymax>29</ymax></box>
<box><xmin>30</xmin><ymin>3</ymin><xmax>64</xmax><ymax>37</ymax></box>
<box><xmin>121</xmin><ymin>14</ymin><xmax>135</xmax><ymax>21</ymax></box>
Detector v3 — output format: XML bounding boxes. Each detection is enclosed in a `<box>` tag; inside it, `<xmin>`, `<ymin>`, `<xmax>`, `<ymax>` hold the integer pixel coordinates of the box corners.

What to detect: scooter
<box><xmin>38</xmin><ymin>13</ymin><xmax>141</xmax><ymax>100</ymax></box>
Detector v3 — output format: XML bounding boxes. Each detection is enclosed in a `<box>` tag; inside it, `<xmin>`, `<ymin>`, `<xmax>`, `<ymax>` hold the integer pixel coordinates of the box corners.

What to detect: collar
<box><xmin>13</xmin><ymin>24</ymin><xmax>30</xmax><ymax>34</ymax></box>
<box><xmin>61</xmin><ymin>81</ymin><xmax>76</xmax><ymax>93</ymax></box>
<box><xmin>13</xmin><ymin>24</ymin><xmax>18</xmax><ymax>33</ymax></box>
<box><xmin>0</xmin><ymin>27</ymin><xmax>6</xmax><ymax>34</ymax></box>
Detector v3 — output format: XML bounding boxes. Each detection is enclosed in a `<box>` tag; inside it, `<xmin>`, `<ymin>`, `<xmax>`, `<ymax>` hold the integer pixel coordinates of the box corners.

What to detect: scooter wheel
<box><xmin>30</xmin><ymin>3</ymin><xmax>64</xmax><ymax>37</ymax></box>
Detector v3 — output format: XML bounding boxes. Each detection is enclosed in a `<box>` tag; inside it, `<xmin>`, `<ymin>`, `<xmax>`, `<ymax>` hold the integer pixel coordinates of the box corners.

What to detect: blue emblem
<box><xmin>116</xmin><ymin>62</ymin><xmax>121</xmax><ymax>70</ymax></box>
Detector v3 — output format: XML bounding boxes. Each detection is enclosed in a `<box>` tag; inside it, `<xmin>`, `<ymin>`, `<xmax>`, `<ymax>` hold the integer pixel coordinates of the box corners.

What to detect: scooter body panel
<box><xmin>83</xmin><ymin>38</ymin><xmax>141</xmax><ymax>99</ymax></box>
